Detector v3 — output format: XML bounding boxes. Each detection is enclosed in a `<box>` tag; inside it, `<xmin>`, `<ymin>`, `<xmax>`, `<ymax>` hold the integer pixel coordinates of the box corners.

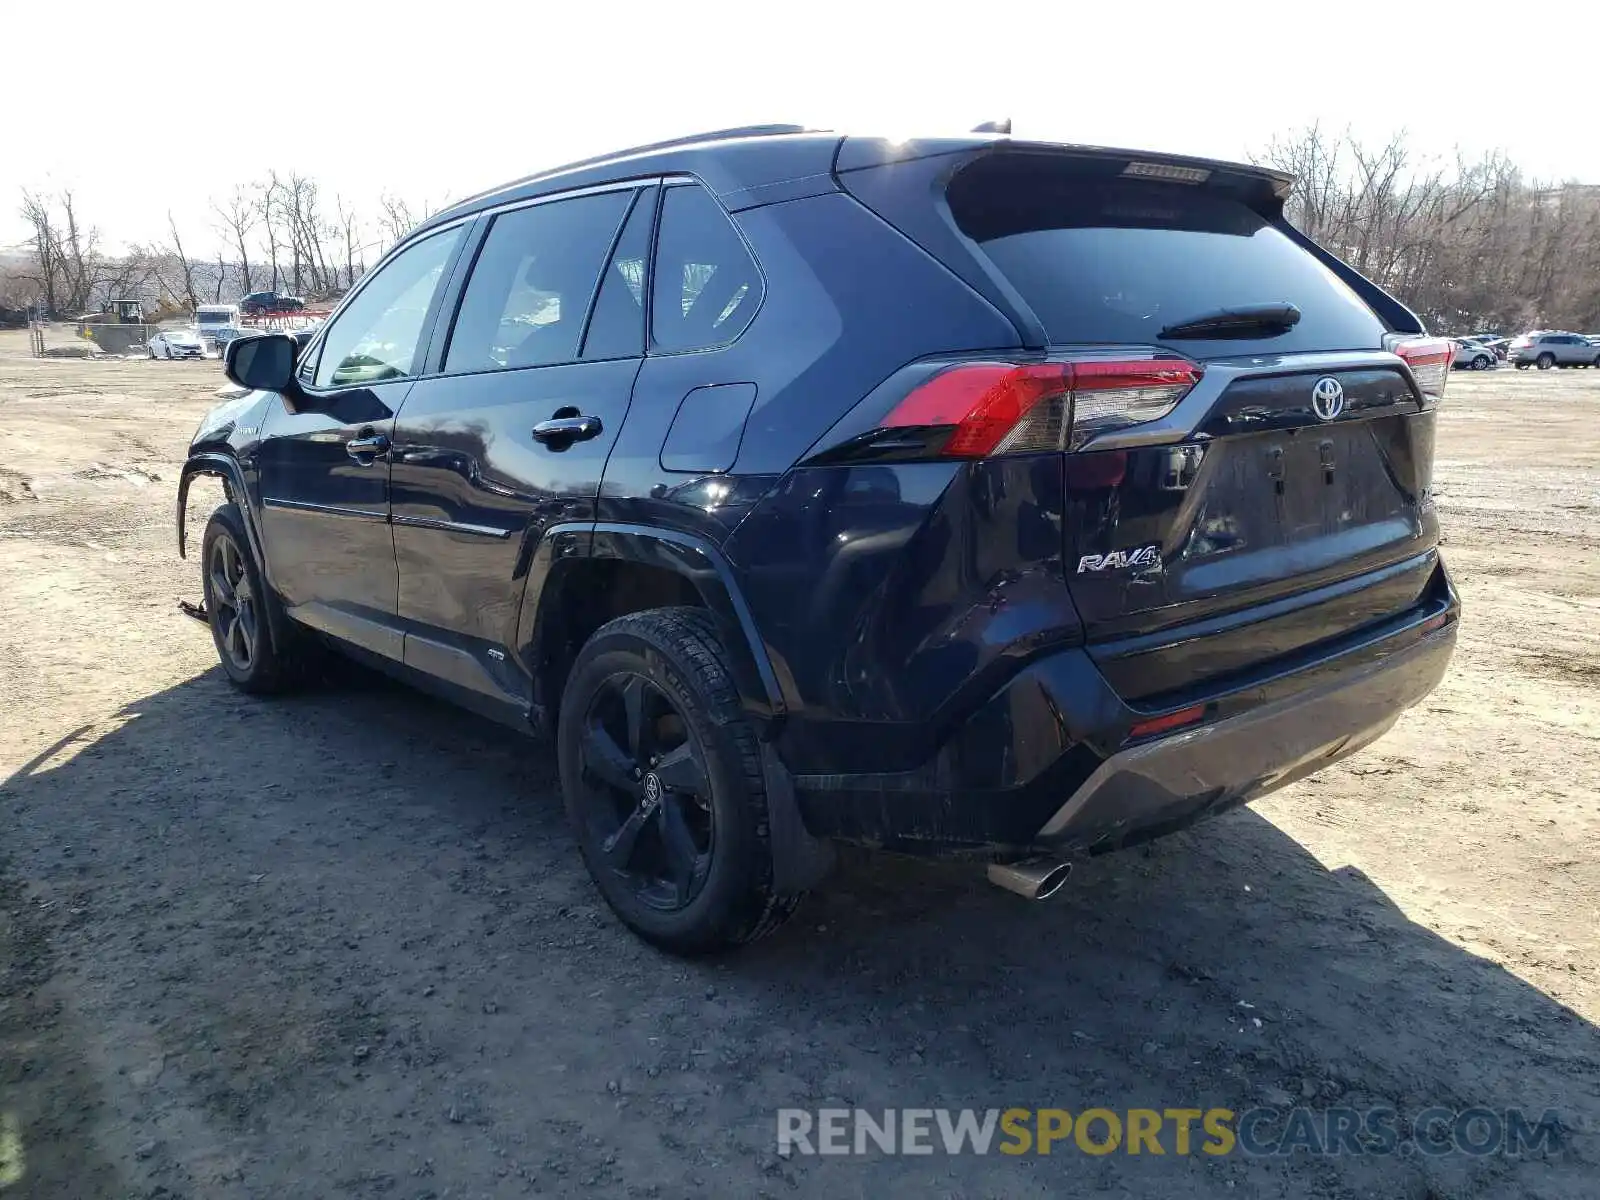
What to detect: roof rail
<box><xmin>531</xmin><ymin>125</ymin><xmax>818</xmax><ymax>180</ymax></box>
<box><xmin>421</xmin><ymin>125</ymin><xmax>821</xmax><ymax>232</ymax></box>
<box><xmin>606</xmin><ymin>124</ymin><xmax>817</xmax><ymax>158</ymax></box>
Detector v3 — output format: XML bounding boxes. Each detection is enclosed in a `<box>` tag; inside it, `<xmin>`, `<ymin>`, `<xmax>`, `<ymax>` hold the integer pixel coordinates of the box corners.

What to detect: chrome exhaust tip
<box><xmin>986</xmin><ymin>857</ymin><xmax>1073</xmax><ymax>901</ymax></box>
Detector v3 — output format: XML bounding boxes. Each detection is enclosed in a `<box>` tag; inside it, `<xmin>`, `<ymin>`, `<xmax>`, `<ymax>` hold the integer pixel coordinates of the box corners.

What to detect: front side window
<box><xmin>651</xmin><ymin>185</ymin><xmax>761</xmax><ymax>352</ymax></box>
<box><xmin>444</xmin><ymin>190</ymin><xmax>633</xmax><ymax>373</ymax></box>
<box><xmin>314</xmin><ymin>227</ymin><xmax>463</xmax><ymax>389</ymax></box>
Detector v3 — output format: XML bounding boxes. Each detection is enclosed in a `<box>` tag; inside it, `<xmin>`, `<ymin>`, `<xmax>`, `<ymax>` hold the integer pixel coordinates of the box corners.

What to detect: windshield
<box><xmin>196</xmin><ymin>311</ymin><xmax>232</xmax><ymax>326</ymax></box>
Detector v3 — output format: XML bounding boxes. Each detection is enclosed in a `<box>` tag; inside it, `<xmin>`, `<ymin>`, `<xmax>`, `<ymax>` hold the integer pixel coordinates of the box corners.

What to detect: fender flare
<box><xmin>176</xmin><ymin>452</ymin><xmax>296</xmax><ymax>652</ymax></box>
<box><xmin>522</xmin><ymin>521</ymin><xmax>829</xmax><ymax>894</ymax></box>
<box><xmin>522</xmin><ymin>521</ymin><xmax>792</xmax><ymax>729</ymax></box>
<box><xmin>176</xmin><ymin>452</ymin><xmax>261</xmax><ymax>562</ymax></box>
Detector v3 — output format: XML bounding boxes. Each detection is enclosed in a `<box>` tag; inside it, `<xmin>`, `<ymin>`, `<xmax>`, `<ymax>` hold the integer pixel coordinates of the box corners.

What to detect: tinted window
<box><xmin>947</xmin><ymin>154</ymin><xmax>1387</xmax><ymax>352</ymax></box>
<box><xmin>313</xmin><ymin>227</ymin><xmax>462</xmax><ymax>388</ymax></box>
<box><xmin>651</xmin><ymin>185</ymin><xmax>761</xmax><ymax>352</ymax></box>
<box><xmin>582</xmin><ymin>189</ymin><xmax>655</xmax><ymax>360</ymax></box>
<box><xmin>445</xmin><ymin>191</ymin><xmax>631</xmax><ymax>373</ymax></box>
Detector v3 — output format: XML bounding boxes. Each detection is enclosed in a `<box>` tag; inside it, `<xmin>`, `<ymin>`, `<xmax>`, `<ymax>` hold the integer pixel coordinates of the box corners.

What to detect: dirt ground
<box><xmin>0</xmin><ymin>328</ymin><xmax>1596</xmax><ymax>1199</ymax></box>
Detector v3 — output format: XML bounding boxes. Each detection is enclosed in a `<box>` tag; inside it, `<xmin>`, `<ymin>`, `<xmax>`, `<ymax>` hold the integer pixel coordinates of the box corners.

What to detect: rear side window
<box><xmin>445</xmin><ymin>190</ymin><xmax>632</xmax><ymax>373</ymax></box>
<box><xmin>651</xmin><ymin>185</ymin><xmax>761</xmax><ymax>352</ymax></box>
<box><xmin>582</xmin><ymin>188</ymin><xmax>655</xmax><ymax>361</ymax></box>
<box><xmin>947</xmin><ymin>154</ymin><xmax>1387</xmax><ymax>352</ymax></box>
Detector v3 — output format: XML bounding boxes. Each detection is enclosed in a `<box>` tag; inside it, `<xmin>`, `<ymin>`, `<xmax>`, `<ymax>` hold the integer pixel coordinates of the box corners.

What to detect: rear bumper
<box><xmin>1033</xmin><ymin>618</ymin><xmax>1452</xmax><ymax>848</ymax></box>
<box><xmin>792</xmin><ymin>566</ymin><xmax>1458</xmax><ymax>857</ymax></box>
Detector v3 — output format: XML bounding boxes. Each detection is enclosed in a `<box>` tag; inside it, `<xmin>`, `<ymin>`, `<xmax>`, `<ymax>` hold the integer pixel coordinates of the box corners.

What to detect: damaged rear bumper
<box><xmin>792</xmin><ymin>569</ymin><xmax>1459</xmax><ymax>857</ymax></box>
<box><xmin>1033</xmin><ymin>619</ymin><xmax>1453</xmax><ymax>849</ymax></box>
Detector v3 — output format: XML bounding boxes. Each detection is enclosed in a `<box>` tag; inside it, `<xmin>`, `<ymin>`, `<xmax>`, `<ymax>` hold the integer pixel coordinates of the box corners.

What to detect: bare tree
<box><xmin>1255</xmin><ymin>127</ymin><xmax>1600</xmax><ymax>332</ymax></box>
<box><xmin>18</xmin><ymin>188</ymin><xmax>107</xmax><ymax>315</ymax></box>
<box><xmin>336</xmin><ymin>194</ymin><xmax>363</xmax><ymax>290</ymax></box>
<box><xmin>257</xmin><ymin>176</ymin><xmax>282</xmax><ymax>292</ymax></box>
<box><xmin>375</xmin><ymin>191</ymin><xmax>448</xmax><ymax>252</ymax></box>
<box><xmin>18</xmin><ymin>189</ymin><xmax>62</xmax><ymax>315</ymax></box>
<box><xmin>159</xmin><ymin>212</ymin><xmax>200</xmax><ymax>311</ymax></box>
<box><xmin>376</xmin><ymin>193</ymin><xmax>419</xmax><ymax>248</ymax></box>
<box><xmin>212</xmin><ymin>186</ymin><xmax>257</xmax><ymax>295</ymax></box>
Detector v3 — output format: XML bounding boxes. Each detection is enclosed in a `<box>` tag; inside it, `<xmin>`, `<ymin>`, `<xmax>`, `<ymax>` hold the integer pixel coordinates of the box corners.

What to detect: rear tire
<box><xmin>1537</xmin><ymin>353</ymin><xmax>1555</xmax><ymax>370</ymax></box>
<box><xmin>558</xmin><ymin>607</ymin><xmax>800</xmax><ymax>954</ymax></box>
<box><xmin>1473</xmin><ymin>355</ymin><xmax>1491</xmax><ymax>370</ymax></box>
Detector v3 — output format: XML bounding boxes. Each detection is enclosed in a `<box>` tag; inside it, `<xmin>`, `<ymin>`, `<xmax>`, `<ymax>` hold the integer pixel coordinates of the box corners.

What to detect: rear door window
<box><xmin>444</xmin><ymin>190</ymin><xmax>632</xmax><ymax>374</ymax></box>
<box><xmin>947</xmin><ymin>154</ymin><xmax>1387</xmax><ymax>354</ymax></box>
<box><xmin>651</xmin><ymin>185</ymin><xmax>762</xmax><ymax>352</ymax></box>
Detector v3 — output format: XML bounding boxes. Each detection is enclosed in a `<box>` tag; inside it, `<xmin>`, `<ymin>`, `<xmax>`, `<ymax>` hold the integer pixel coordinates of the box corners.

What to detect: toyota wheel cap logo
<box><xmin>1311</xmin><ymin>376</ymin><xmax>1345</xmax><ymax>421</ymax></box>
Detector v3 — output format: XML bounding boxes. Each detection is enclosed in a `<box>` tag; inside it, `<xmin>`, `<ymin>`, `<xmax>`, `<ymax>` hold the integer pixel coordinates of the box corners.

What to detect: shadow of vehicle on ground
<box><xmin>2</xmin><ymin>665</ymin><xmax>1594</xmax><ymax>1198</ymax></box>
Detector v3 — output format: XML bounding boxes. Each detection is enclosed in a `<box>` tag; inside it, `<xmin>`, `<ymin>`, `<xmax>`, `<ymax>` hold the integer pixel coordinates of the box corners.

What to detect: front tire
<box><xmin>200</xmin><ymin>504</ymin><xmax>305</xmax><ymax>693</ymax></box>
<box><xmin>558</xmin><ymin>607</ymin><xmax>800</xmax><ymax>954</ymax></box>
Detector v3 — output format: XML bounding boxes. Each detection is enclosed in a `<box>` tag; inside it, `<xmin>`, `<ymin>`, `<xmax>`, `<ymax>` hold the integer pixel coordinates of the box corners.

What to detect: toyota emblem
<box><xmin>1311</xmin><ymin>376</ymin><xmax>1345</xmax><ymax>422</ymax></box>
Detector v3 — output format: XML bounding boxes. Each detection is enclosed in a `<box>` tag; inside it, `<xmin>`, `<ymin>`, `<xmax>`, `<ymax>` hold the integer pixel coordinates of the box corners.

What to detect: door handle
<box><xmin>531</xmin><ymin>415</ymin><xmax>602</xmax><ymax>445</ymax></box>
<box><xmin>346</xmin><ymin>433</ymin><xmax>390</xmax><ymax>463</ymax></box>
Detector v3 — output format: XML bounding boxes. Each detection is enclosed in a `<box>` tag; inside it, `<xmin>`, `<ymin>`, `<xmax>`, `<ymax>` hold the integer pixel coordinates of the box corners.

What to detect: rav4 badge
<box><xmin>1076</xmin><ymin>543</ymin><xmax>1162</xmax><ymax>574</ymax></box>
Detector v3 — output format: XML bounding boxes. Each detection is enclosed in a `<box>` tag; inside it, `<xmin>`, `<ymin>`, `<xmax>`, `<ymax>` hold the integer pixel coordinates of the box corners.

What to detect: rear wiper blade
<box><xmin>1158</xmin><ymin>302</ymin><xmax>1302</xmax><ymax>339</ymax></box>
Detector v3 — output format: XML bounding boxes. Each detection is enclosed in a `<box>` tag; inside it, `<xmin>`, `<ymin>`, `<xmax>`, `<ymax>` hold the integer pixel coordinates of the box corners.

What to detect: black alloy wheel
<box><xmin>208</xmin><ymin>530</ymin><xmax>259</xmax><ymax>674</ymax></box>
<box><xmin>577</xmin><ymin>672</ymin><xmax>713</xmax><ymax>912</ymax></box>
<box><xmin>557</xmin><ymin>607</ymin><xmax>801</xmax><ymax>953</ymax></box>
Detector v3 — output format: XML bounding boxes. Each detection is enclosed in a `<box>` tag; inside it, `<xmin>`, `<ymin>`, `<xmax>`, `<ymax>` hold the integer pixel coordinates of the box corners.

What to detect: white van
<box><xmin>195</xmin><ymin>304</ymin><xmax>241</xmax><ymax>337</ymax></box>
<box><xmin>194</xmin><ymin>304</ymin><xmax>243</xmax><ymax>353</ymax></box>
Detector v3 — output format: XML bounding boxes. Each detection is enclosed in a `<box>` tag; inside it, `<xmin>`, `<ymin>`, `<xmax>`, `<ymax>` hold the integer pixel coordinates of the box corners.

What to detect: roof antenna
<box><xmin>971</xmin><ymin>119</ymin><xmax>1012</xmax><ymax>135</ymax></box>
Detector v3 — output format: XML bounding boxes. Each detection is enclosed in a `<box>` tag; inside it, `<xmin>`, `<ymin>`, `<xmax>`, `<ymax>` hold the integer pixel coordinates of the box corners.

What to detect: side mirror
<box><xmin>224</xmin><ymin>333</ymin><xmax>297</xmax><ymax>391</ymax></box>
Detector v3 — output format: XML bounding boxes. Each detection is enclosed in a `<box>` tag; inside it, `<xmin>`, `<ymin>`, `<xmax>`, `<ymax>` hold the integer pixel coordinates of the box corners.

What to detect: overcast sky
<box><xmin>6</xmin><ymin>0</ymin><xmax>1597</xmax><ymax>255</ymax></box>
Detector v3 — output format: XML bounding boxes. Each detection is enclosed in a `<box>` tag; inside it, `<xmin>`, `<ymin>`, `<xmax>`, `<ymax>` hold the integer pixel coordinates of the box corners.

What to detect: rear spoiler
<box><xmin>836</xmin><ymin>135</ymin><xmax>1295</xmax><ymax>205</ymax></box>
<box><xmin>833</xmin><ymin>137</ymin><xmax>1424</xmax><ymax>345</ymax></box>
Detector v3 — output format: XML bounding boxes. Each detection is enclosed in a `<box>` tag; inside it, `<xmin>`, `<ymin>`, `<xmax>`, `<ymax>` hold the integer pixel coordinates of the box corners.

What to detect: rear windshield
<box><xmin>947</xmin><ymin>155</ymin><xmax>1387</xmax><ymax>353</ymax></box>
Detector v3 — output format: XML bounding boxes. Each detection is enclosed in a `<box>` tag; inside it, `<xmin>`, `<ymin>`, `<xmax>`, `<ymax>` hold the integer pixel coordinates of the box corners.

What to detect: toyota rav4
<box><xmin>178</xmin><ymin>126</ymin><xmax>1460</xmax><ymax>953</ymax></box>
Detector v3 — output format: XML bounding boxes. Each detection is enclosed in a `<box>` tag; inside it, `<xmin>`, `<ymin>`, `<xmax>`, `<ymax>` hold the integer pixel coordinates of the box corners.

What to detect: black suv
<box><xmin>239</xmin><ymin>291</ymin><xmax>307</xmax><ymax>316</ymax></box>
<box><xmin>179</xmin><ymin>127</ymin><xmax>1459</xmax><ymax>953</ymax></box>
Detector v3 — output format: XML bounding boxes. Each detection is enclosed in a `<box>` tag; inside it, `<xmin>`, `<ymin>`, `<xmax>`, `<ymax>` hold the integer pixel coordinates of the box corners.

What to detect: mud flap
<box><xmin>761</xmin><ymin>741</ymin><xmax>835</xmax><ymax>896</ymax></box>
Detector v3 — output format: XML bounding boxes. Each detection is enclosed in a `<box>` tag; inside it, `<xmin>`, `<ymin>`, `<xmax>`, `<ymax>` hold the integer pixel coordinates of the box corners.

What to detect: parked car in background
<box><xmin>1452</xmin><ymin>339</ymin><xmax>1497</xmax><ymax>370</ymax></box>
<box><xmin>208</xmin><ymin>326</ymin><xmax>251</xmax><ymax>352</ymax></box>
<box><xmin>239</xmin><ymin>291</ymin><xmax>307</xmax><ymax>316</ymax></box>
<box><xmin>147</xmin><ymin>328</ymin><xmax>208</xmax><ymax>359</ymax></box>
<box><xmin>1481</xmin><ymin>337</ymin><xmax>1511</xmax><ymax>360</ymax></box>
<box><xmin>179</xmin><ymin>126</ymin><xmax>1459</xmax><ymax>952</ymax></box>
<box><xmin>1508</xmin><ymin>331</ymin><xmax>1600</xmax><ymax>369</ymax></box>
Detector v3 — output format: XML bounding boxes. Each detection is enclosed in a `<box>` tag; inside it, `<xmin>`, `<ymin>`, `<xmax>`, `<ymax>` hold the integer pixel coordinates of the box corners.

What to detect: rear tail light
<box><xmin>1125</xmin><ymin>703</ymin><xmax>1206</xmax><ymax>742</ymax></box>
<box><xmin>880</xmin><ymin>357</ymin><xmax>1201</xmax><ymax>458</ymax></box>
<box><xmin>1389</xmin><ymin>336</ymin><xmax>1452</xmax><ymax>402</ymax></box>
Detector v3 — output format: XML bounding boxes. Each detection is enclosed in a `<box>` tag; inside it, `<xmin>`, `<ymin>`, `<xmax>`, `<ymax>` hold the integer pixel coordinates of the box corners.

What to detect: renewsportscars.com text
<box><xmin>776</xmin><ymin>1106</ymin><xmax>1564</xmax><ymax>1158</ymax></box>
